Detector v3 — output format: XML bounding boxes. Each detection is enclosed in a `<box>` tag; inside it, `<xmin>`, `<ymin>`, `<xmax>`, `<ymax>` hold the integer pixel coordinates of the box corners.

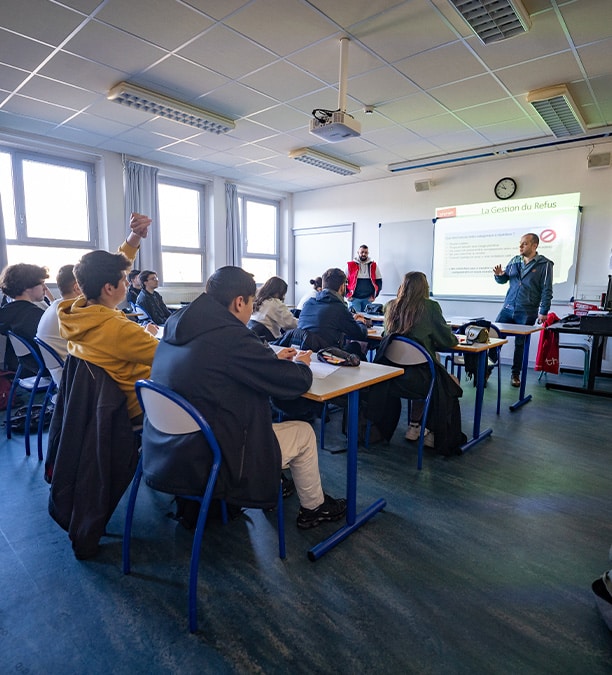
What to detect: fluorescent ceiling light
<box><xmin>448</xmin><ymin>0</ymin><xmax>531</xmax><ymax>44</ymax></box>
<box><xmin>289</xmin><ymin>148</ymin><xmax>360</xmax><ymax>176</ymax></box>
<box><xmin>107</xmin><ymin>81</ymin><xmax>235</xmax><ymax>134</ymax></box>
<box><xmin>527</xmin><ymin>84</ymin><xmax>586</xmax><ymax>138</ymax></box>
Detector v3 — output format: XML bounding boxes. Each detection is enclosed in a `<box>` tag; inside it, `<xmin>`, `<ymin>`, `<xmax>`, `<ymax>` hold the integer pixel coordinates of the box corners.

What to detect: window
<box><xmin>0</xmin><ymin>147</ymin><xmax>98</xmax><ymax>278</ymax></box>
<box><xmin>157</xmin><ymin>178</ymin><xmax>205</xmax><ymax>283</ymax></box>
<box><xmin>238</xmin><ymin>195</ymin><xmax>279</xmax><ymax>283</ymax></box>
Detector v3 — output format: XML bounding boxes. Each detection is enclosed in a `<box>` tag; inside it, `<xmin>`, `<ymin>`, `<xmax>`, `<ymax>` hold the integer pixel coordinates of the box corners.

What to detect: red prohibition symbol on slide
<box><xmin>540</xmin><ymin>229</ymin><xmax>556</xmax><ymax>243</ymax></box>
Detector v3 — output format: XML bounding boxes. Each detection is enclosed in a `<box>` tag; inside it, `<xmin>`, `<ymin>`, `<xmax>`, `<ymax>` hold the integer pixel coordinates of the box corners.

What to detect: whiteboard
<box><xmin>293</xmin><ymin>224</ymin><xmax>353</xmax><ymax>304</ymax></box>
<box><xmin>378</xmin><ymin>220</ymin><xmax>434</xmax><ymax>299</ymax></box>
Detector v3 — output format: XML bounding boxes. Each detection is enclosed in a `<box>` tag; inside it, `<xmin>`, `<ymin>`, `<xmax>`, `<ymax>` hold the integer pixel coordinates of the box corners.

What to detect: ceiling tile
<box><xmin>353</xmin><ymin>0</ymin><xmax>457</xmax><ymax>63</ymax></box>
<box><xmin>245</xmin><ymin>105</ymin><xmax>311</xmax><ymax>133</ymax></box>
<box><xmin>18</xmin><ymin>76</ymin><xmax>101</xmax><ymax>111</ymax></box>
<box><xmin>430</xmin><ymin>74</ymin><xmax>509</xmax><ymax>110</ymax></box>
<box><xmin>38</xmin><ymin>52</ymin><xmax>129</xmax><ymax>95</ymax></box>
<box><xmin>137</xmin><ymin>56</ymin><xmax>229</xmax><ymax>101</ymax></box>
<box><xmin>240</xmin><ymin>62</ymin><xmax>326</xmax><ymax>102</ymax></box>
<box><xmin>63</xmin><ymin>21</ymin><xmax>167</xmax><ymax>72</ymax></box>
<box><xmin>64</xmin><ymin>112</ymin><xmax>132</xmax><ymax>137</ymax></box>
<box><xmin>408</xmin><ymin>113</ymin><xmax>471</xmax><ymax>137</ymax></box>
<box><xmin>182</xmin><ymin>0</ymin><xmax>252</xmax><ymax>21</ymax></box>
<box><xmin>378</xmin><ymin>93</ymin><xmax>450</xmax><ymax>125</ymax></box>
<box><xmin>223</xmin><ymin>0</ymin><xmax>337</xmax><ymax>56</ymax></box>
<box><xmin>345</xmin><ymin>68</ymin><xmax>418</xmax><ymax>106</ymax></box>
<box><xmin>196</xmin><ymin>82</ymin><xmax>276</xmax><ymax>118</ymax></box>
<box><xmin>394</xmin><ymin>41</ymin><xmax>486</xmax><ymax>90</ymax></box>
<box><xmin>476</xmin><ymin>117</ymin><xmax>546</xmax><ymax>145</ymax></box>
<box><xmin>2</xmin><ymin>95</ymin><xmax>78</xmax><ymax>125</ymax></box>
<box><xmin>307</xmin><ymin>0</ymin><xmax>409</xmax><ymax>28</ymax></box>
<box><xmin>494</xmin><ymin>52</ymin><xmax>584</xmax><ymax>96</ymax></box>
<box><xmin>561</xmin><ymin>0</ymin><xmax>612</xmax><ymax>46</ymax></box>
<box><xmin>578</xmin><ymin>39</ymin><xmax>612</xmax><ymax>80</ymax></box>
<box><xmin>454</xmin><ymin>99</ymin><xmax>526</xmax><ymax>127</ymax></box>
<box><xmin>0</xmin><ymin>64</ymin><xmax>30</xmax><ymax>93</ymax></box>
<box><xmin>0</xmin><ymin>0</ymin><xmax>84</xmax><ymax>45</ymax></box>
<box><xmin>287</xmin><ymin>38</ymin><xmax>383</xmax><ymax>84</ymax></box>
<box><xmin>95</xmin><ymin>0</ymin><xmax>213</xmax><ymax>51</ymax></box>
<box><xmin>177</xmin><ymin>24</ymin><xmax>276</xmax><ymax>80</ymax></box>
<box><xmin>0</xmin><ymin>29</ymin><xmax>53</xmax><ymax>71</ymax></box>
<box><xmin>469</xmin><ymin>10</ymin><xmax>569</xmax><ymax>70</ymax></box>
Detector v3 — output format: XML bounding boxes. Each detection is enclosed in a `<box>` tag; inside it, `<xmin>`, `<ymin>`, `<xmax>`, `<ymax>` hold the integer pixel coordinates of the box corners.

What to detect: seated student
<box><xmin>368</xmin><ymin>271</ymin><xmax>466</xmax><ymax>455</ymax></box>
<box><xmin>126</xmin><ymin>269</ymin><xmax>141</xmax><ymax>305</ymax></box>
<box><xmin>136</xmin><ymin>270</ymin><xmax>172</xmax><ymax>325</ymax></box>
<box><xmin>0</xmin><ymin>262</ymin><xmax>50</xmax><ymax>375</ymax></box>
<box><xmin>146</xmin><ymin>265</ymin><xmax>346</xmax><ymax>529</ymax></box>
<box><xmin>36</xmin><ymin>265</ymin><xmax>80</xmax><ymax>387</ymax></box>
<box><xmin>248</xmin><ymin>276</ymin><xmax>297</xmax><ymax>340</ymax></box>
<box><xmin>297</xmin><ymin>267</ymin><xmax>368</xmax><ymax>350</ymax></box>
<box><xmin>58</xmin><ymin>214</ymin><xmax>159</xmax><ymax>423</ymax></box>
<box><xmin>296</xmin><ymin>276</ymin><xmax>322</xmax><ymax>311</ymax></box>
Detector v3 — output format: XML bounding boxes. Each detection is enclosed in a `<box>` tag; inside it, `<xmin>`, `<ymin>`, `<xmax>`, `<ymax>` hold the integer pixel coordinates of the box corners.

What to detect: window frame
<box><xmin>1</xmin><ymin>146</ymin><xmax>98</xmax><ymax>250</ymax></box>
<box><xmin>238</xmin><ymin>193</ymin><xmax>280</xmax><ymax>278</ymax></box>
<box><xmin>156</xmin><ymin>176</ymin><xmax>207</xmax><ymax>285</ymax></box>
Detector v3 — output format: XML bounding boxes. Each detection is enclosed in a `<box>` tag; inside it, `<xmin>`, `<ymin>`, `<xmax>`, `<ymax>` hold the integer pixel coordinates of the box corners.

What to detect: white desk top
<box><xmin>303</xmin><ymin>360</ymin><xmax>403</xmax><ymax>402</ymax></box>
<box><xmin>493</xmin><ymin>322</ymin><xmax>543</xmax><ymax>336</ymax></box>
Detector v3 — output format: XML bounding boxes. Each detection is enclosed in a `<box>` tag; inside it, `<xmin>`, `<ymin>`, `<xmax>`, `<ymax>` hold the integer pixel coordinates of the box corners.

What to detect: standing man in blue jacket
<box><xmin>493</xmin><ymin>233</ymin><xmax>554</xmax><ymax>387</ymax></box>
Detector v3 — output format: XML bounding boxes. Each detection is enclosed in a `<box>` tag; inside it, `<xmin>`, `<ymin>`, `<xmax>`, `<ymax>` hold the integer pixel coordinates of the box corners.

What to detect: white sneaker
<box><xmin>405</xmin><ymin>423</ymin><xmax>421</xmax><ymax>441</ymax></box>
<box><xmin>423</xmin><ymin>429</ymin><xmax>435</xmax><ymax>447</ymax></box>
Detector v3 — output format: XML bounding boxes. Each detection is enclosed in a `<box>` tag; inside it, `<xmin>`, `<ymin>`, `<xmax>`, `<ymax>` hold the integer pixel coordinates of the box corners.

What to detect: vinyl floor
<box><xmin>1</xmin><ymin>366</ymin><xmax>612</xmax><ymax>674</ymax></box>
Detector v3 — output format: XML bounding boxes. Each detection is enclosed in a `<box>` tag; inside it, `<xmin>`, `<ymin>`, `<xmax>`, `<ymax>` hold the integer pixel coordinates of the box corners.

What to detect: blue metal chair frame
<box><xmin>5</xmin><ymin>331</ymin><xmax>54</xmax><ymax>460</ymax></box>
<box><xmin>33</xmin><ymin>336</ymin><xmax>66</xmax><ymax>458</ymax></box>
<box><xmin>378</xmin><ymin>336</ymin><xmax>436</xmax><ymax>471</ymax></box>
<box><xmin>123</xmin><ymin>379</ymin><xmax>285</xmax><ymax>633</ymax></box>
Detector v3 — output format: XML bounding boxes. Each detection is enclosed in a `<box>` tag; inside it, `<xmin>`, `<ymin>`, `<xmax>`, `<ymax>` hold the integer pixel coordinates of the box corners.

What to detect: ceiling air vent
<box><xmin>448</xmin><ymin>0</ymin><xmax>531</xmax><ymax>45</ymax></box>
<box><xmin>527</xmin><ymin>85</ymin><xmax>586</xmax><ymax>138</ymax></box>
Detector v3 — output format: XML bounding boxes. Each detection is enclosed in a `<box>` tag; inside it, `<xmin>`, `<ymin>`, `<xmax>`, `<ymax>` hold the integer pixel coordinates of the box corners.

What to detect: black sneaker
<box><xmin>281</xmin><ymin>472</ymin><xmax>295</xmax><ymax>499</ymax></box>
<box><xmin>296</xmin><ymin>494</ymin><xmax>347</xmax><ymax>529</ymax></box>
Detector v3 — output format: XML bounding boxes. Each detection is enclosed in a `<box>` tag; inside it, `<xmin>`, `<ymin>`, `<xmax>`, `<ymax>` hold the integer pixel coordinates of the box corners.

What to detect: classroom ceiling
<box><xmin>1</xmin><ymin>0</ymin><xmax>611</xmax><ymax>193</ymax></box>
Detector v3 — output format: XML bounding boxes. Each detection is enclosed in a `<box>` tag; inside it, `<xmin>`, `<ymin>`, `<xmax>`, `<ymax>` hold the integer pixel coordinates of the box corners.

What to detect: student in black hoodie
<box><xmin>146</xmin><ymin>266</ymin><xmax>346</xmax><ymax>529</ymax></box>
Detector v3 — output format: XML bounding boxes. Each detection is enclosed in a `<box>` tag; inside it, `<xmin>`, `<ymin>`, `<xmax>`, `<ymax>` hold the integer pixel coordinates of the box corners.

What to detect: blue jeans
<box><xmin>348</xmin><ymin>297</ymin><xmax>371</xmax><ymax>313</ymax></box>
<box><xmin>495</xmin><ymin>308</ymin><xmax>537</xmax><ymax>376</ymax></box>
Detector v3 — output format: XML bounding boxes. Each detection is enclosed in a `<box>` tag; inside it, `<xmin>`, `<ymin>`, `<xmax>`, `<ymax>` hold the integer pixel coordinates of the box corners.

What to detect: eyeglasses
<box><xmin>147</xmin><ymin>276</ymin><xmax>158</xmax><ymax>281</ymax></box>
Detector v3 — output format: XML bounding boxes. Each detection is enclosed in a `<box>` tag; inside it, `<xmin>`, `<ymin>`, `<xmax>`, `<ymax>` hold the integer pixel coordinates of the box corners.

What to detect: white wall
<box><xmin>293</xmin><ymin>142</ymin><xmax>612</xmax><ymax>369</ymax></box>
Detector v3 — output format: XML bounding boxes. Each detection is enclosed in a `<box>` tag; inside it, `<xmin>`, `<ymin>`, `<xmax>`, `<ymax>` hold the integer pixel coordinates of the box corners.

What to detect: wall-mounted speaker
<box><xmin>414</xmin><ymin>179</ymin><xmax>433</xmax><ymax>192</ymax></box>
<box><xmin>588</xmin><ymin>152</ymin><xmax>611</xmax><ymax>169</ymax></box>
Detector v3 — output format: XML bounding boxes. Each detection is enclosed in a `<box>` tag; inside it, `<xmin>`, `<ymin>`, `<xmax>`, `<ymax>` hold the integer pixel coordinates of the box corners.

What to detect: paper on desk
<box><xmin>309</xmin><ymin>361</ymin><xmax>339</xmax><ymax>378</ymax></box>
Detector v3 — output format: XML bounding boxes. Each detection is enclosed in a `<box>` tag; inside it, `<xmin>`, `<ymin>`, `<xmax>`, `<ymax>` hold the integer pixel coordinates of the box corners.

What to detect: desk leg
<box><xmin>509</xmin><ymin>333</ymin><xmax>533</xmax><ymax>411</ymax></box>
<box><xmin>461</xmin><ymin>349</ymin><xmax>493</xmax><ymax>453</ymax></box>
<box><xmin>308</xmin><ymin>389</ymin><xmax>386</xmax><ymax>561</ymax></box>
<box><xmin>546</xmin><ymin>335</ymin><xmax>612</xmax><ymax>396</ymax></box>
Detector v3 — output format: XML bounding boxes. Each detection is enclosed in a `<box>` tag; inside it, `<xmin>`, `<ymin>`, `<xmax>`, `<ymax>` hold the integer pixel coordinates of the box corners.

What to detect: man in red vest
<box><xmin>346</xmin><ymin>244</ymin><xmax>383</xmax><ymax>313</ymax></box>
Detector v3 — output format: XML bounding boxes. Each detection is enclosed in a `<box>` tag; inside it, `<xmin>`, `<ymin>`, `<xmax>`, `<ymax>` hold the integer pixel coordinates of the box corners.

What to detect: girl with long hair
<box><xmin>249</xmin><ymin>276</ymin><xmax>297</xmax><ymax>339</ymax></box>
<box><xmin>370</xmin><ymin>271</ymin><xmax>465</xmax><ymax>455</ymax></box>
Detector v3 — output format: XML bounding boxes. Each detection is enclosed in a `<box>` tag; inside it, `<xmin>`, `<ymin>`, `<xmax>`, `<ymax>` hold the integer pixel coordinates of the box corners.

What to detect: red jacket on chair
<box><xmin>534</xmin><ymin>312</ymin><xmax>560</xmax><ymax>374</ymax></box>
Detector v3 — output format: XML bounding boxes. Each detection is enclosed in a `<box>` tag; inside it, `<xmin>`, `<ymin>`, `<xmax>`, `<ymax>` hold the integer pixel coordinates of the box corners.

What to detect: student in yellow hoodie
<box><xmin>57</xmin><ymin>213</ymin><xmax>158</xmax><ymax>421</ymax></box>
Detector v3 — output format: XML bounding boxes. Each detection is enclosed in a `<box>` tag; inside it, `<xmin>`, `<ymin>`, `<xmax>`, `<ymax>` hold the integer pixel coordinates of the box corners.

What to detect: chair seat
<box><xmin>17</xmin><ymin>376</ymin><xmax>52</xmax><ymax>391</ymax></box>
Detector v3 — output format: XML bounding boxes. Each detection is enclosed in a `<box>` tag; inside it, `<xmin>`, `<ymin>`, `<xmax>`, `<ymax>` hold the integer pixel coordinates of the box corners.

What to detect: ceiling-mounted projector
<box><xmin>310</xmin><ymin>111</ymin><xmax>361</xmax><ymax>142</ymax></box>
<box><xmin>309</xmin><ymin>37</ymin><xmax>361</xmax><ymax>142</ymax></box>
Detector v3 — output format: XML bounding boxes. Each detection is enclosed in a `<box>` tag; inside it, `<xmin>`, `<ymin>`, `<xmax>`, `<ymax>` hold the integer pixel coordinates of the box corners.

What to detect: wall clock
<box><xmin>494</xmin><ymin>177</ymin><xmax>517</xmax><ymax>200</ymax></box>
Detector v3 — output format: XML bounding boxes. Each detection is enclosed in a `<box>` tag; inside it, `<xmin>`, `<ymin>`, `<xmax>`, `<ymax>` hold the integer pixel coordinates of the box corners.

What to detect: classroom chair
<box><xmin>371</xmin><ymin>336</ymin><xmax>436</xmax><ymax>471</ymax></box>
<box><xmin>33</xmin><ymin>336</ymin><xmax>65</xmax><ymax>459</ymax></box>
<box><xmin>5</xmin><ymin>331</ymin><xmax>54</xmax><ymax>460</ymax></box>
<box><xmin>123</xmin><ymin>379</ymin><xmax>286</xmax><ymax>634</ymax></box>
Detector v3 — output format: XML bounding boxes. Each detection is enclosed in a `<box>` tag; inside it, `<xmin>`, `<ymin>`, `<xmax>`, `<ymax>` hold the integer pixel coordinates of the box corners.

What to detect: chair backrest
<box><xmin>34</xmin><ymin>336</ymin><xmax>65</xmax><ymax>371</ymax></box>
<box><xmin>7</xmin><ymin>331</ymin><xmax>45</xmax><ymax>372</ymax></box>
<box><xmin>488</xmin><ymin>324</ymin><xmax>501</xmax><ymax>340</ymax></box>
<box><xmin>384</xmin><ymin>335</ymin><xmax>431</xmax><ymax>367</ymax></box>
<box><xmin>133</xmin><ymin>303</ymin><xmax>152</xmax><ymax>322</ymax></box>
<box><xmin>135</xmin><ymin>379</ymin><xmax>222</xmax><ymax>467</ymax></box>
